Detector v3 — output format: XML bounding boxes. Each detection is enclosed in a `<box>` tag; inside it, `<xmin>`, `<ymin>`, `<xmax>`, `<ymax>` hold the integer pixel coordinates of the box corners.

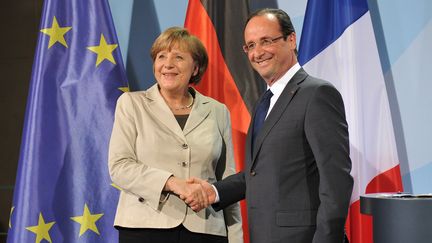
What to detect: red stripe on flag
<box><xmin>185</xmin><ymin>0</ymin><xmax>251</xmax><ymax>242</ymax></box>
<box><xmin>184</xmin><ymin>0</ymin><xmax>250</xmax><ymax>164</ymax></box>
<box><xmin>346</xmin><ymin>200</ymin><xmax>373</xmax><ymax>243</ymax></box>
<box><xmin>365</xmin><ymin>164</ymin><xmax>403</xmax><ymax>194</ymax></box>
<box><xmin>185</xmin><ymin>1</ymin><xmax>250</xmax><ymax>134</ymax></box>
<box><xmin>346</xmin><ymin>164</ymin><xmax>403</xmax><ymax>243</ymax></box>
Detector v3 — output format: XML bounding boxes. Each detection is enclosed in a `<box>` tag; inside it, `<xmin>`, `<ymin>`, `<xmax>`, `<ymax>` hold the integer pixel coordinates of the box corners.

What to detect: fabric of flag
<box><xmin>7</xmin><ymin>0</ymin><xmax>128</xmax><ymax>242</ymax></box>
<box><xmin>124</xmin><ymin>0</ymin><xmax>160</xmax><ymax>91</ymax></box>
<box><xmin>184</xmin><ymin>0</ymin><xmax>274</xmax><ymax>242</ymax></box>
<box><xmin>298</xmin><ymin>0</ymin><xmax>404</xmax><ymax>242</ymax></box>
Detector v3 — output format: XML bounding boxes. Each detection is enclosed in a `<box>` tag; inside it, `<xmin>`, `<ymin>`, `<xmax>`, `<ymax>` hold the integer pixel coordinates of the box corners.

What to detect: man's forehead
<box><xmin>244</xmin><ymin>16</ymin><xmax>280</xmax><ymax>39</ymax></box>
<box><xmin>248</xmin><ymin>14</ymin><xmax>277</xmax><ymax>25</ymax></box>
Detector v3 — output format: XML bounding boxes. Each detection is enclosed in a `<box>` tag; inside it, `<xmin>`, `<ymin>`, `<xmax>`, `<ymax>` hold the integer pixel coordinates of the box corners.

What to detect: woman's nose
<box><xmin>168</xmin><ymin>56</ymin><xmax>177</xmax><ymax>65</ymax></box>
<box><xmin>163</xmin><ymin>58</ymin><xmax>174</xmax><ymax>68</ymax></box>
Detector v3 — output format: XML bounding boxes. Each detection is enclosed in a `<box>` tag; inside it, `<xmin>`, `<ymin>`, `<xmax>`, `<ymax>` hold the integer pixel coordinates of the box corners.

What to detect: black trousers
<box><xmin>117</xmin><ymin>224</ymin><xmax>228</xmax><ymax>243</ymax></box>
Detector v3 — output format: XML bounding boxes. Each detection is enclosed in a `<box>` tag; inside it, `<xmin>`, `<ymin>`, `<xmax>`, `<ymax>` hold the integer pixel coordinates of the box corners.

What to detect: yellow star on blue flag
<box><xmin>25</xmin><ymin>213</ymin><xmax>55</xmax><ymax>243</ymax></box>
<box><xmin>40</xmin><ymin>16</ymin><xmax>72</xmax><ymax>48</ymax></box>
<box><xmin>87</xmin><ymin>34</ymin><xmax>118</xmax><ymax>67</ymax></box>
<box><xmin>9</xmin><ymin>206</ymin><xmax>14</xmax><ymax>228</ymax></box>
<box><xmin>71</xmin><ymin>203</ymin><xmax>104</xmax><ymax>236</ymax></box>
<box><xmin>118</xmin><ymin>87</ymin><xmax>129</xmax><ymax>93</ymax></box>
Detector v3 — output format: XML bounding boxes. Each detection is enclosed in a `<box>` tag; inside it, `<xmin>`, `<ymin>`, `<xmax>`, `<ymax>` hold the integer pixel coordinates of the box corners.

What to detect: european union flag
<box><xmin>7</xmin><ymin>0</ymin><xmax>128</xmax><ymax>242</ymax></box>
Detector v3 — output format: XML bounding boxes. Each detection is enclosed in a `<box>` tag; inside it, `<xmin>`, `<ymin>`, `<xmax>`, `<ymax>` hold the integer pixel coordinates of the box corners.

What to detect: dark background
<box><xmin>0</xmin><ymin>1</ymin><xmax>43</xmax><ymax>242</ymax></box>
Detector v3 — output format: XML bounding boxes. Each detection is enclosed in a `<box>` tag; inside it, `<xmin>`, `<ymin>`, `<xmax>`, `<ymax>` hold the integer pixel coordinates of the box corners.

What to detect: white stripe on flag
<box><xmin>303</xmin><ymin>12</ymin><xmax>400</xmax><ymax>203</ymax></box>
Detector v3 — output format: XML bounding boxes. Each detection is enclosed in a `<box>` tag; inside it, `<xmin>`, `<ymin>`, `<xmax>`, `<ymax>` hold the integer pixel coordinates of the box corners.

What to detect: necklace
<box><xmin>170</xmin><ymin>95</ymin><xmax>194</xmax><ymax>111</ymax></box>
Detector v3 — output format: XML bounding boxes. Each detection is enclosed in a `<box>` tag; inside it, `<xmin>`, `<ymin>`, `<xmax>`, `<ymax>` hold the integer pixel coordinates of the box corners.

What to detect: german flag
<box><xmin>184</xmin><ymin>0</ymin><xmax>277</xmax><ymax>242</ymax></box>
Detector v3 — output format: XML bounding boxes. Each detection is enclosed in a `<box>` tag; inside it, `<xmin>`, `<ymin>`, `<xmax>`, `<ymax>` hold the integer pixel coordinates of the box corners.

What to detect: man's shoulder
<box><xmin>301</xmin><ymin>73</ymin><xmax>336</xmax><ymax>90</ymax></box>
<box><xmin>302</xmin><ymin>72</ymin><xmax>331</xmax><ymax>85</ymax></box>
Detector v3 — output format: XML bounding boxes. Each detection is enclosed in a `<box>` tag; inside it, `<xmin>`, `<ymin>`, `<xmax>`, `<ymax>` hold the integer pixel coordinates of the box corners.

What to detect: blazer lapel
<box><xmin>251</xmin><ymin>69</ymin><xmax>308</xmax><ymax>167</ymax></box>
<box><xmin>145</xmin><ymin>84</ymin><xmax>185</xmax><ymax>140</ymax></box>
<box><xmin>183</xmin><ymin>89</ymin><xmax>210</xmax><ymax>136</ymax></box>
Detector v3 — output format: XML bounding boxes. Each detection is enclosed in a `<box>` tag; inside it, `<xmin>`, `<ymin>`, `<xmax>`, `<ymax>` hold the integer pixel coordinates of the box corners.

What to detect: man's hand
<box><xmin>186</xmin><ymin>177</ymin><xmax>216</xmax><ymax>211</ymax></box>
<box><xmin>164</xmin><ymin>176</ymin><xmax>209</xmax><ymax>211</ymax></box>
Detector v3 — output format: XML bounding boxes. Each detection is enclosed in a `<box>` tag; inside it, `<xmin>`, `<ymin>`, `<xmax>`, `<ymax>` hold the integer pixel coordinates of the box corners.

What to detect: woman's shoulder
<box><xmin>118</xmin><ymin>90</ymin><xmax>147</xmax><ymax>103</ymax></box>
<box><xmin>193</xmin><ymin>88</ymin><xmax>226</xmax><ymax>110</ymax></box>
<box><xmin>119</xmin><ymin>84</ymin><xmax>159</xmax><ymax>103</ymax></box>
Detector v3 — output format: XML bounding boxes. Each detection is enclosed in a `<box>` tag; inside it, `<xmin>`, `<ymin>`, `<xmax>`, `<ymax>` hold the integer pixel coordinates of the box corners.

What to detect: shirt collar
<box><xmin>268</xmin><ymin>62</ymin><xmax>301</xmax><ymax>97</ymax></box>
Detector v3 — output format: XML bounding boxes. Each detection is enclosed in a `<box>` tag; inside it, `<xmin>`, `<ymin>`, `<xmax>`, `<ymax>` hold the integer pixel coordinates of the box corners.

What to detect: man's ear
<box><xmin>289</xmin><ymin>33</ymin><xmax>297</xmax><ymax>49</ymax></box>
<box><xmin>290</xmin><ymin>32</ymin><xmax>296</xmax><ymax>42</ymax></box>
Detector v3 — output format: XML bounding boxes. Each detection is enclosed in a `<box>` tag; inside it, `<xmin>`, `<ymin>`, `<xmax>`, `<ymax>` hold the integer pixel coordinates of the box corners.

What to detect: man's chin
<box><xmin>253</xmin><ymin>66</ymin><xmax>267</xmax><ymax>75</ymax></box>
<box><xmin>255</xmin><ymin>69</ymin><xmax>272</xmax><ymax>80</ymax></box>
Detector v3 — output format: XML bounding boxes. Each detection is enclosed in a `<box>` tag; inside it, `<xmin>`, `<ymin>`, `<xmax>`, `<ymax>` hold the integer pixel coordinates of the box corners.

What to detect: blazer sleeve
<box><xmin>108</xmin><ymin>93</ymin><xmax>173</xmax><ymax>211</ymax></box>
<box><xmin>217</xmin><ymin>106</ymin><xmax>244</xmax><ymax>243</ymax></box>
<box><xmin>304</xmin><ymin>83</ymin><xmax>353</xmax><ymax>243</ymax></box>
<box><xmin>213</xmin><ymin>104</ymin><xmax>246</xmax><ymax>210</ymax></box>
<box><xmin>213</xmin><ymin>105</ymin><xmax>246</xmax><ymax>210</ymax></box>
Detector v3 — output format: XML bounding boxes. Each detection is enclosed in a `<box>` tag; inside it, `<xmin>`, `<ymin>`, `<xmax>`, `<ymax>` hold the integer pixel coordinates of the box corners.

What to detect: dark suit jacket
<box><xmin>214</xmin><ymin>68</ymin><xmax>353</xmax><ymax>243</ymax></box>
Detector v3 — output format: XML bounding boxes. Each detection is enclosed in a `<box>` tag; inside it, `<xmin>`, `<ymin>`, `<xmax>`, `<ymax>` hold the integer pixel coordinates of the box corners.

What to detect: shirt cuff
<box><xmin>212</xmin><ymin>184</ymin><xmax>220</xmax><ymax>203</ymax></box>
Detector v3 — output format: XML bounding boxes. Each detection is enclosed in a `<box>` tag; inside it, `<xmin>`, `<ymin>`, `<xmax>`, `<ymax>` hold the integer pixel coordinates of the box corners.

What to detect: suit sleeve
<box><xmin>213</xmin><ymin>172</ymin><xmax>246</xmax><ymax>211</ymax></box>
<box><xmin>108</xmin><ymin>93</ymin><xmax>173</xmax><ymax>211</ymax></box>
<box><xmin>212</xmin><ymin>105</ymin><xmax>246</xmax><ymax>210</ymax></box>
<box><xmin>304</xmin><ymin>83</ymin><xmax>353</xmax><ymax>243</ymax></box>
<box><xmin>217</xmin><ymin>106</ymin><xmax>244</xmax><ymax>243</ymax></box>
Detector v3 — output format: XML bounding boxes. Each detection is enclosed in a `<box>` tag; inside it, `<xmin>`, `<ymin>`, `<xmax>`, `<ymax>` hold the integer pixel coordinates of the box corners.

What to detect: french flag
<box><xmin>298</xmin><ymin>0</ymin><xmax>404</xmax><ymax>242</ymax></box>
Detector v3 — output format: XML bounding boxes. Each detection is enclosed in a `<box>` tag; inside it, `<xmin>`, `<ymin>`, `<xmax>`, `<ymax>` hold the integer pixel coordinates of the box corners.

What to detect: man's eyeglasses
<box><xmin>243</xmin><ymin>35</ymin><xmax>285</xmax><ymax>53</ymax></box>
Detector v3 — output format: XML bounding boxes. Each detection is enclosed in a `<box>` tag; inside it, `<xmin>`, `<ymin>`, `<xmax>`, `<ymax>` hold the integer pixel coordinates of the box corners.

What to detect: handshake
<box><xmin>164</xmin><ymin>176</ymin><xmax>217</xmax><ymax>212</ymax></box>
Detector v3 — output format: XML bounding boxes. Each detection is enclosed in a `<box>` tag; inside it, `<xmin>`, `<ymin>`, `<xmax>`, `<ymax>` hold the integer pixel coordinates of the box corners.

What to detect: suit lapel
<box><xmin>250</xmin><ymin>69</ymin><xmax>308</xmax><ymax>168</ymax></box>
<box><xmin>183</xmin><ymin>90</ymin><xmax>211</xmax><ymax>136</ymax></box>
<box><xmin>145</xmin><ymin>84</ymin><xmax>185</xmax><ymax>140</ymax></box>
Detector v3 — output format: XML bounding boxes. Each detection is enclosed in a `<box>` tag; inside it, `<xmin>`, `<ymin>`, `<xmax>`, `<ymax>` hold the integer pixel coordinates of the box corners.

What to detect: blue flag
<box><xmin>7</xmin><ymin>0</ymin><xmax>128</xmax><ymax>242</ymax></box>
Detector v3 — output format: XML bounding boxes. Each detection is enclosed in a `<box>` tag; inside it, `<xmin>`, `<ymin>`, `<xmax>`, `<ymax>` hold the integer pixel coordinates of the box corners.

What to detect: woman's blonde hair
<box><xmin>150</xmin><ymin>27</ymin><xmax>208</xmax><ymax>85</ymax></box>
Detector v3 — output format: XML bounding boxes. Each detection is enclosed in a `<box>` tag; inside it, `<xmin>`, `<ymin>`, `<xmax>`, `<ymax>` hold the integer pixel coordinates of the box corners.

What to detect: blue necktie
<box><xmin>252</xmin><ymin>89</ymin><xmax>273</xmax><ymax>144</ymax></box>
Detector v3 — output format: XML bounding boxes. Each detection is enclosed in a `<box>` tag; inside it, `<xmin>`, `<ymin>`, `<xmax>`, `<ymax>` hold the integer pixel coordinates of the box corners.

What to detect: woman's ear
<box><xmin>193</xmin><ymin>65</ymin><xmax>199</xmax><ymax>76</ymax></box>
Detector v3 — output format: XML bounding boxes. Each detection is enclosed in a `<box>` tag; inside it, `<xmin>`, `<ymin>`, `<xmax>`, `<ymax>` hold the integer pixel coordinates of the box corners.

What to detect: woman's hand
<box><xmin>186</xmin><ymin>177</ymin><xmax>217</xmax><ymax>211</ymax></box>
<box><xmin>164</xmin><ymin>176</ymin><xmax>209</xmax><ymax>211</ymax></box>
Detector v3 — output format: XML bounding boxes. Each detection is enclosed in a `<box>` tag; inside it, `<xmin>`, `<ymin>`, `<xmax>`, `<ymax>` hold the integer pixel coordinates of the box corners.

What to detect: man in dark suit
<box><xmin>188</xmin><ymin>8</ymin><xmax>353</xmax><ymax>243</ymax></box>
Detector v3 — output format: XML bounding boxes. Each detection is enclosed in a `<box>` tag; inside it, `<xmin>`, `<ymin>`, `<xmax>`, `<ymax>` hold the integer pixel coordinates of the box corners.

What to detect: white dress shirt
<box><xmin>266</xmin><ymin>62</ymin><xmax>301</xmax><ymax>119</ymax></box>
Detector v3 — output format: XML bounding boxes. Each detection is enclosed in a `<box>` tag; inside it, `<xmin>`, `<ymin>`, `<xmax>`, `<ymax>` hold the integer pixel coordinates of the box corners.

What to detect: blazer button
<box><xmin>182</xmin><ymin>143</ymin><xmax>188</xmax><ymax>149</ymax></box>
<box><xmin>250</xmin><ymin>171</ymin><xmax>256</xmax><ymax>176</ymax></box>
<box><xmin>181</xmin><ymin>161</ymin><xmax>188</xmax><ymax>167</ymax></box>
<box><xmin>138</xmin><ymin>197</ymin><xmax>145</xmax><ymax>202</ymax></box>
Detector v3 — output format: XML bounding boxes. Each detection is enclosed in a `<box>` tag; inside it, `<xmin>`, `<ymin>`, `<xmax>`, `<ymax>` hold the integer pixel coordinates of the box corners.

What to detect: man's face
<box><xmin>244</xmin><ymin>14</ymin><xmax>297</xmax><ymax>85</ymax></box>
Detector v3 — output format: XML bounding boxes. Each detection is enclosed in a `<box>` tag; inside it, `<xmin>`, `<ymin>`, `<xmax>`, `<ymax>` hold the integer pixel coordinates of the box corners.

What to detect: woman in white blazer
<box><xmin>108</xmin><ymin>27</ymin><xmax>243</xmax><ymax>243</ymax></box>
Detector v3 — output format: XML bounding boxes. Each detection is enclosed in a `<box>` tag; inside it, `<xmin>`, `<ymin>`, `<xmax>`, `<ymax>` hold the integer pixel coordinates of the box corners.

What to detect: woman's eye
<box><xmin>176</xmin><ymin>55</ymin><xmax>183</xmax><ymax>60</ymax></box>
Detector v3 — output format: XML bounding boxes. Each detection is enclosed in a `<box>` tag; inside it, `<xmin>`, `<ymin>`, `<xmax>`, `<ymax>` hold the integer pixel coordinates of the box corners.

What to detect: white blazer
<box><xmin>108</xmin><ymin>84</ymin><xmax>243</xmax><ymax>242</ymax></box>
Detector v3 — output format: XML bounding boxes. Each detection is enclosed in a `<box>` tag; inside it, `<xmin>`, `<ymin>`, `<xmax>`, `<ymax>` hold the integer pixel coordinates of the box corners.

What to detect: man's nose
<box><xmin>252</xmin><ymin>46</ymin><xmax>265</xmax><ymax>59</ymax></box>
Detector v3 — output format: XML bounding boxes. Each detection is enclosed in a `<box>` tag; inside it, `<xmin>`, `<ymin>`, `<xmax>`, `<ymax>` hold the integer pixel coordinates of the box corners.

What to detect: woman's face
<box><xmin>154</xmin><ymin>46</ymin><xmax>198</xmax><ymax>93</ymax></box>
